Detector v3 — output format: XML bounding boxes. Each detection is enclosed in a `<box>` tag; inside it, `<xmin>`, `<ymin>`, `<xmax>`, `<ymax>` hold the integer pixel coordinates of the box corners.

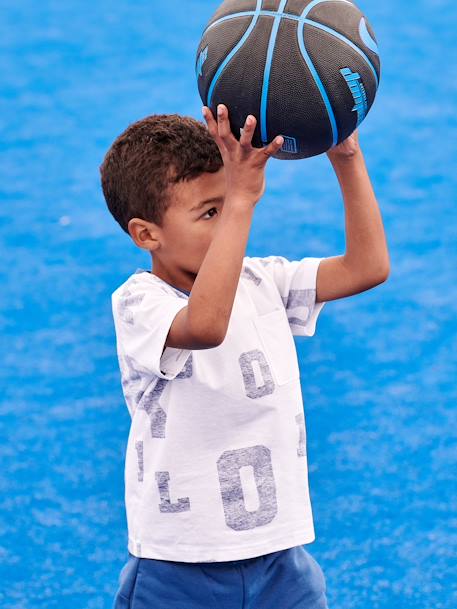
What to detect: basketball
<box><xmin>196</xmin><ymin>0</ymin><xmax>381</xmax><ymax>159</ymax></box>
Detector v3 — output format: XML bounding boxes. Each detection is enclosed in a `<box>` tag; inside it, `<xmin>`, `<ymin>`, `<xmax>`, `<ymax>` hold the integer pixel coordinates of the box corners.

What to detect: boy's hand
<box><xmin>202</xmin><ymin>104</ymin><xmax>284</xmax><ymax>207</ymax></box>
<box><xmin>326</xmin><ymin>129</ymin><xmax>361</xmax><ymax>163</ymax></box>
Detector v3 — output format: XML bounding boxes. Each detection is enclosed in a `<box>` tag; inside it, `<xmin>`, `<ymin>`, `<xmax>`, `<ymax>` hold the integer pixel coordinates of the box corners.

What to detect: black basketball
<box><xmin>196</xmin><ymin>0</ymin><xmax>381</xmax><ymax>159</ymax></box>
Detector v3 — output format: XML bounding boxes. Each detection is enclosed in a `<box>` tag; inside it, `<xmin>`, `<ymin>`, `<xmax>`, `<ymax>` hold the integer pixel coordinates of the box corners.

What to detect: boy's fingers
<box><xmin>216</xmin><ymin>105</ymin><xmax>237</xmax><ymax>152</ymax></box>
<box><xmin>202</xmin><ymin>106</ymin><xmax>219</xmax><ymax>138</ymax></box>
<box><xmin>259</xmin><ymin>135</ymin><xmax>284</xmax><ymax>162</ymax></box>
<box><xmin>203</xmin><ymin>106</ymin><xmax>282</xmax><ymax>160</ymax></box>
<box><xmin>239</xmin><ymin>115</ymin><xmax>256</xmax><ymax>150</ymax></box>
<box><xmin>202</xmin><ymin>106</ymin><xmax>228</xmax><ymax>156</ymax></box>
<box><xmin>202</xmin><ymin>105</ymin><xmax>213</xmax><ymax>123</ymax></box>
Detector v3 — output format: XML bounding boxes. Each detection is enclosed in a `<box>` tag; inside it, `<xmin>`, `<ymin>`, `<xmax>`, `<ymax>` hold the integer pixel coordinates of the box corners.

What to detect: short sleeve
<box><xmin>248</xmin><ymin>255</ymin><xmax>327</xmax><ymax>337</ymax></box>
<box><xmin>112</xmin><ymin>279</ymin><xmax>192</xmax><ymax>380</ymax></box>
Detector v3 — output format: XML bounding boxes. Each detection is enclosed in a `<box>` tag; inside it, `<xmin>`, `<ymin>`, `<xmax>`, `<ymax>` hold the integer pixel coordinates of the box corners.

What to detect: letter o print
<box><xmin>217</xmin><ymin>445</ymin><xmax>278</xmax><ymax>531</ymax></box>
<box><xmin>239</xmin><ymin>349</ymin><xmax>275</xmax><ymax>399</ymax></box>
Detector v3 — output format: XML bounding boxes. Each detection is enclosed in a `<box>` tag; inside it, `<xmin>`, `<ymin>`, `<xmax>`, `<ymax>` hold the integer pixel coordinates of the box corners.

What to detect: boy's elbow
<box><xmin>192</xmin><ymin>323</ymin><xmax>227</xmax><ymax>348</ymax></box>
<box><xmin>372</xmin><ymin>262</ymin><xmax>390</xmax><ymax>285</ymax></box>
<box><xmin>212</xmin><ymin>328</ymin><xmax>228</xmax><ymax>346</ymax></box>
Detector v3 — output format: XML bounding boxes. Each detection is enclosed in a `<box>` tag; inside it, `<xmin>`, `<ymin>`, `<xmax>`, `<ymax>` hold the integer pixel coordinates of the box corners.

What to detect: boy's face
<box><xmin>130</xmin><ymin>167</ymin><xmax>226</xmax><ymax>291</ymax></box>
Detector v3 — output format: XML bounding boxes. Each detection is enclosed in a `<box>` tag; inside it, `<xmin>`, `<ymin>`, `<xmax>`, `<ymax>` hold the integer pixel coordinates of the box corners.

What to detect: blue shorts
<box><xmin>112</xmin><ymin>545</ymin><xmax>329</xmax><ymax>609</ymax></box>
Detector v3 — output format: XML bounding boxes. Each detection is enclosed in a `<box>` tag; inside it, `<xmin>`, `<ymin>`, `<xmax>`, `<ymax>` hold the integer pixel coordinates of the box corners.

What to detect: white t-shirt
<box><xmin>111</xmin><ymin>255</ymin><xmax>327</xmax><ymax>562</ymax></box>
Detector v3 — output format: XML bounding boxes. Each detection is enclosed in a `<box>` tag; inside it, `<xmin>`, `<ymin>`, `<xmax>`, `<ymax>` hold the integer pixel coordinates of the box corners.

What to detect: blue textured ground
<box><xmin>1</xmin><ymin>1</ymin><xmax>456</xmax><ymax>608</ymax></box>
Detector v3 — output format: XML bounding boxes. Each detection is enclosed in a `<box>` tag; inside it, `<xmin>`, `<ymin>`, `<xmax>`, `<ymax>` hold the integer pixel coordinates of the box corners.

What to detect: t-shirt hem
<box><xmin>127</xmin><ymin>528</ymin><xmax>316</xmax><ymax>562</ymax></box>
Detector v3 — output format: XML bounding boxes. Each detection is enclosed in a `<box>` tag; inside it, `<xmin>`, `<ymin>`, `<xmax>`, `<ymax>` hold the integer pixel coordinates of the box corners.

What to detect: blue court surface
<box><xmin>1</xmin><ymin>1</ymin><xmax>456</xmax><ymax>608</ymax></box>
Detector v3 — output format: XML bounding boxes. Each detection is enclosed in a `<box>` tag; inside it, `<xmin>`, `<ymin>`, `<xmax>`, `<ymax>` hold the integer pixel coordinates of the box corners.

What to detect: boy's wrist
<box><xmin>328</xmin><ymin>145</ymin><xmax>362</xmax><ymax>161</ymax></box>
<box><xmin>223</xmin><ymin>195</ymin><xmax>257</xmax><ymax>213</ymax></box>
<box><xmin>326</xmin><ymin>129</ymin><xmax>362</xmax><ymax>167</ymax></box>
<box><xmin>328</xmin><ymin>148</ymin><xmax>365</xmax><ymax>173</ymax></box>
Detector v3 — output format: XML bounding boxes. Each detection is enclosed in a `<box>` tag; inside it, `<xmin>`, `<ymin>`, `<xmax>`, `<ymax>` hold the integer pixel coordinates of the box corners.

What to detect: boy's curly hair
<box><xmin>99</xmin><ymin>114</ymin><xmax>223</xmax><ymax>234</ymax></box>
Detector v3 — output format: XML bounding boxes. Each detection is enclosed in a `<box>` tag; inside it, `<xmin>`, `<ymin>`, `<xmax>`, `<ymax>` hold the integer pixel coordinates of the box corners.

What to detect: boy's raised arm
<box><xmin>170</xmin><ymin>104</ymin><xmax>284</xmax><ymax>347</ymax></box>
<box><xmin>315</xmin><ymin>130</ymin><xmax>390</xmax><ymax>303</ymax></box>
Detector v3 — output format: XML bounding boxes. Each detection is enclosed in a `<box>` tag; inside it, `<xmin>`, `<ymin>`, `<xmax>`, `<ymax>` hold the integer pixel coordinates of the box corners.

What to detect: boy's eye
<box><xmin>202</xmin><ymin>207</ymin><xmax>218</xmax><ymax>220</ymax></box>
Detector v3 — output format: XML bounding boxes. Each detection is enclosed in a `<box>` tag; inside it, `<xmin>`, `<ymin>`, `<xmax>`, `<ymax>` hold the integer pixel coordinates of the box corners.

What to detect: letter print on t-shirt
<box><xmin>217</xmin><ymin>445</ymin><xmax>278</xmax><ymax>531</ymax></box>
<box><xmin>239</xmin><ymin>349</ymin><xmax>275</xmax><ymax>398</ymax></box>
<box><xmin>111</xmin><ymin>255</ymin><xmax>326</xmax><ymax>561</ymax></box>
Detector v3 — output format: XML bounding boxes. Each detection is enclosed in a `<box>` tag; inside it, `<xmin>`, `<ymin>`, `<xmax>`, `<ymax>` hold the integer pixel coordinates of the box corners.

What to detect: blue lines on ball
<box><xmin>358</xmin><ymin>17</ymin><xmax>379</xmax><ymax>55</ymax></box>
<box><xmin>302</xmin><ymin>18</ymin><xmax>379</xmax><ymax>87</ymax></box>
<box><xmin>201</xmin><ymin>0</ymin><xmax>379</xmax><ymax>149</ymax></box>
<box><xmin>260</xmin><ymin>0</ymin><xmax>288</xmax><ymax>144</ymax></box>
<box><xmin>297</xmin><ymin>20</ymin><xmax>338</xmax><ymax>146</ymax></box>
<box><xmin>207</xmin><ymin>0</ymin><xmax>263</xmax><ymax>107</ymax></box>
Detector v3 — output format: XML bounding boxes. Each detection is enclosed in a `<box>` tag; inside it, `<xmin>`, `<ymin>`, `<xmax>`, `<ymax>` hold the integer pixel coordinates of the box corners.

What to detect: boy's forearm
<box><xmin>330</xmin><ymin>150</ymin><xmax>390</xmax><ymax>277</ymax></box>
<box><xmin>187</xmin><ymin>200</ymin><xmax>254</xmax><ymax>343</ymax></box>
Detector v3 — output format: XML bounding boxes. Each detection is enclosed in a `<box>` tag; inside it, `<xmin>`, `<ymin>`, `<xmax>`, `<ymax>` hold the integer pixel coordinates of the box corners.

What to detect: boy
<box><xmin>100</xmin><ymin>104</ymin><xmax>390</xmax><ymax>609</ymax></box>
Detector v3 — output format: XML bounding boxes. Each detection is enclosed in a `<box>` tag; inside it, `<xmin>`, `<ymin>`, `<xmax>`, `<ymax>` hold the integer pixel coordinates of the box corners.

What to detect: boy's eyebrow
<box><xmin>189</xmin><ymin>197</ymin><xmax>224</xmax><ymax>212</ymax></box>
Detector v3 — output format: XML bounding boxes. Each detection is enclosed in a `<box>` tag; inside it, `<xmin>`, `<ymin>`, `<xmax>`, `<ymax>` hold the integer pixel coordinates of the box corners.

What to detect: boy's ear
<box><xmin>128</xmin><ymin>218</ymin><xmax>160</xmax><ymax>252</ymax></box>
